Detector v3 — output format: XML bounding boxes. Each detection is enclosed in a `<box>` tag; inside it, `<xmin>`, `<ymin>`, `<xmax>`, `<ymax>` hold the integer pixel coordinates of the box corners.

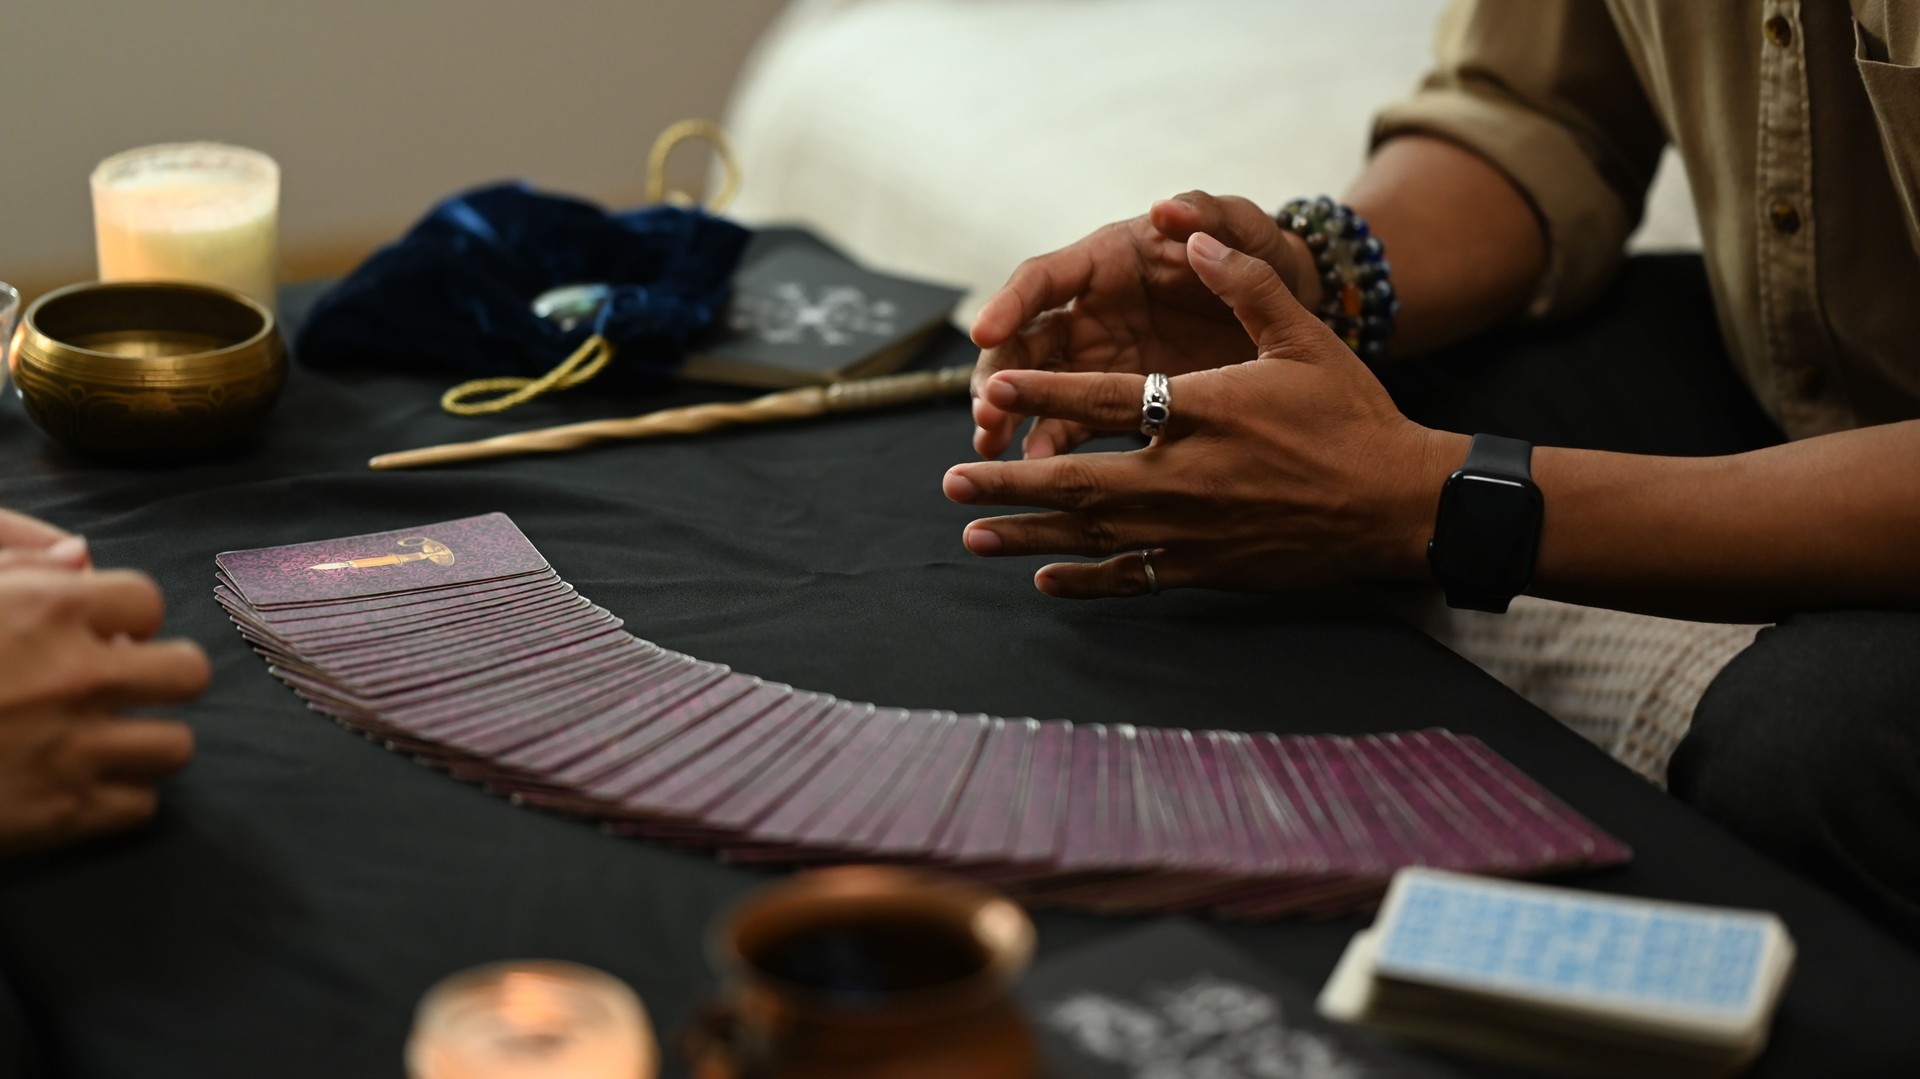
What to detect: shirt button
<box><xmin>1765</xmin><ymin>14</ymin><xmax>1793</xmax><ymax>47</ymax></box>
<box><xmin>1792</xmin><ymin>364</ymin><xmax>1826</xmax><ymax>399</ymax></box>
<box><xmin>1769</xmin><ymin>200</ymin><xmax>1802</xmax><ymax>235</ymax></box>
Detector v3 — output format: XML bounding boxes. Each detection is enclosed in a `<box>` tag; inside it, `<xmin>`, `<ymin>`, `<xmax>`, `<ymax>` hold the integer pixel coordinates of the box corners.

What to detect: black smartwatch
<box><xmin>1427</xmin><ymin>434</ymin><xmax>1543</xmax><ymax>613</ymax></box>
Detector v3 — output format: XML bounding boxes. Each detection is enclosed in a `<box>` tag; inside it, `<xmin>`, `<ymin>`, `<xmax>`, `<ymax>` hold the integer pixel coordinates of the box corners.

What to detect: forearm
<box><xmin>1287</xmin><ymin>135</ymin><xmax>1548</xmax><ymax>356</ymax></box>
<box><xmin>1392</xmin><ymin>421</ymin><xmax>1920</xmax><ymax>622</ymax></box>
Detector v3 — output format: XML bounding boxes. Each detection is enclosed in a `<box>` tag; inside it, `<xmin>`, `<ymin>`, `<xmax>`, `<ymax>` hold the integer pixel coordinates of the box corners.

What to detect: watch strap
<box><xmin>1463</xmin><ymin>433</ymin><xmax>1533</xmax><ymax>482</ymax></box>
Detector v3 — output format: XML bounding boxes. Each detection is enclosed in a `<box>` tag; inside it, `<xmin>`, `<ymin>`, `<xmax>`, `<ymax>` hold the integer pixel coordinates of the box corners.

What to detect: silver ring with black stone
<box><xmin>1140</xmin><ymin>372</ymin><xmax>1172</xmax><ymax>440</ymax></box>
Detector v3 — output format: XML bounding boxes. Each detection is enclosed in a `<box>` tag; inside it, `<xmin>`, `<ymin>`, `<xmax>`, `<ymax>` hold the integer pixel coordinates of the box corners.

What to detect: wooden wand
<box><xmin>368</xmin><ymin>364</ymin><xmax>974</xmax><ymax>471</ymax></box>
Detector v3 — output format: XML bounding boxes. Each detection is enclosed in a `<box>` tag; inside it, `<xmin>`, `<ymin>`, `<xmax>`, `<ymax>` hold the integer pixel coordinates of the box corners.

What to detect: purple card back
<box><xmin>641</xmin><ymin>694</ymin><xmax>843</xmax><ymax>820</ymax></box>
<box><xmin>934</xmin><ymin>718</ymin><xmax>1034</xmax><ymax>864</ymax></box>
<box><xmin>865</xmin><ymin>713</ymin><xmax>992</xmax><ymax>855</ymax></box>
<box><xmin>548</xmin><ymin>675</ymin><xmax>766</xmax><ymax>787</ymax></box>
<box><xmin>795</xmin><ymin>710</ymin><xmax>949</xmax><ymax>849</ymax></box>
<box><xmin>745</xmin><ymin>707</ymin><xmax>911</xmax><ymax>845</ymax></box>
<box><xmin>1417</xmin><ymin>731</ymin><xmax>1631</xmax><ymax>869</ymax></box>
<box><xmin>1351</xmin><ymin>734</ymin><xmax>1520</xmax><ymax>874</ymax></box>
<box><xmin>616</xmin><ymin>691</ymin><xmax>831</xmax><ymax>814</ymax></box>
<box><xmin>1053</xmin><ymin>724</ymin><xmax>1110</xmax><ymax>873</ymax></box>
<box><xmin>218</xmin><ymin>513</ymin><xmax>548</xmax><ymax>608</ymax></box>
<box><xmin>702</xmin><ymin>703</ymin><xmax>872</xmax><ymax>834</ymax></box>
<box><xmin>1007</xmin><ymin>720</ymin><xmax>1074</xmax><ymax>869</ymax></box>
<box><xmin>577</xmin><ymin>681</ymin><xmax>792</xmax><ymax>799</ymax></box>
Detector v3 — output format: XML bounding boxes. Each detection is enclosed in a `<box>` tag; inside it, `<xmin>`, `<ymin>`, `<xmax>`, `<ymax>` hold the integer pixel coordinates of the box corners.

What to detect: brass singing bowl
<box><xmin>10</xmin><ymin>281</ymin><xmax>285</xmax><ymax>462</ymax></box>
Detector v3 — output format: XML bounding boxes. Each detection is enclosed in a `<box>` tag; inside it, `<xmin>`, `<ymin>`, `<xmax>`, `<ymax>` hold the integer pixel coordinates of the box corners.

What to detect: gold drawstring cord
<box><xmin>438</xmin><ymin>120</ymin><xmax>741</xmax><ymax>417</ymax></box>
<box><xmin>439</xmin><ymin>334</ymin><xmax>614</xmax><ymax>416</ymax></box>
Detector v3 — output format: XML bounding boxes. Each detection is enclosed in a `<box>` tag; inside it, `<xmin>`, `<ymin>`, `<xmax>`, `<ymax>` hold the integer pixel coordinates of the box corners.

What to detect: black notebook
<box><xmin>1019</xmin><ymin>921</ymin><xmax>1460</xmax><ymax>1079</ymax></box>
<box><xmin>682</xmin><ymin>230</ymin><xmax>964</xmax><ymax>389</ymax></box>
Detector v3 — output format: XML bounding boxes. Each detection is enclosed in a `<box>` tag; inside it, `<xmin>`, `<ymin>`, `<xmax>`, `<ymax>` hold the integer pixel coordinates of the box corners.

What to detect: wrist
<box><xmin>1373</xmin><ymin>426</ymin><xmax>1470</xmax><ymax>582</ymax></box>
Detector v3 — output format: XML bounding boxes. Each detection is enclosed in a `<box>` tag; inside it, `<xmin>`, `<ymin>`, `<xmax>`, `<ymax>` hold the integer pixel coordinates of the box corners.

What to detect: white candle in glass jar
<box><xmin>91</xmin><ymin>143</ymin><xmax>280</xmax><ymax>307</ymax></box>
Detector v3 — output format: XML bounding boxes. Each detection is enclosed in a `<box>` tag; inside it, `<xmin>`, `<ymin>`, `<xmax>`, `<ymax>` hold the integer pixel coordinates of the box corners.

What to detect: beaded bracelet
<box><xmin>1277</xmin><ymin>196</ymin><xmax>1398</xmax><ymax>363</ymax></box>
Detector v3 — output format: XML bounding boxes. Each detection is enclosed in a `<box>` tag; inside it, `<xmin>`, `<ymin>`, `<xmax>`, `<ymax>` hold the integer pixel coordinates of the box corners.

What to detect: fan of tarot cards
<box><xmin>215</xmin><ymin>513</ymin><xmax>1630</xmax><ymax>917</ymax></box>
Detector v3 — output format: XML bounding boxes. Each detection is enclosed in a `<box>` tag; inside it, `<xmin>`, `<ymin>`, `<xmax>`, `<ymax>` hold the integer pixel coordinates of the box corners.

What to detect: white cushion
<box><xmin>723</xmin><ymin>0</ymin><xmax>1701</xmax><ymax>323</ymax></box>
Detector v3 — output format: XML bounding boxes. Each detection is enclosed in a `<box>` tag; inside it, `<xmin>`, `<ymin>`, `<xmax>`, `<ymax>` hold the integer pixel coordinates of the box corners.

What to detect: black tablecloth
<box><xmin>1</xmin><ymin>283</ymin><xmax>1916</xmax><ymax>1077</ymax></box>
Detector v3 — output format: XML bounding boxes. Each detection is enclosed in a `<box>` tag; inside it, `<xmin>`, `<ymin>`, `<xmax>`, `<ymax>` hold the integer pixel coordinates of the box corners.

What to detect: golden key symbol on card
<box><xmin>308</xmin><ymin>536</ymin><xmax>456</xmax><ymax>571</ymax></box>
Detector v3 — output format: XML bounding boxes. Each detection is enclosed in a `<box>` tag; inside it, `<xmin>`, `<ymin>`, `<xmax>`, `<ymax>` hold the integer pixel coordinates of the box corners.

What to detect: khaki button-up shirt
<box><xmin>1375</xmin><ymin>0</ymin><xmax>1920</xmax><ymax>440</ymax></box>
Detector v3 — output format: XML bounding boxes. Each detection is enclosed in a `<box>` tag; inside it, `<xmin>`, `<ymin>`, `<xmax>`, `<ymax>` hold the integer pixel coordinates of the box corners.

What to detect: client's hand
<box><xmin>0</xmin><ymin>568</ymin><xmax>206</xmax><ymax>854</ymax></box>
<box><xmin>946</xmin><ymin>233</ymin><xmax>1455</xmax><ymax>597</ymax></box>
<box><xmin>969</xmin><ymin>192</ymin><xmax>1314</xmax><ymax>461</ymax></box>
<box><xmin>0</xmin><ymin>508</ymin><xmax>91</xmax><ymax>571</ymax></box>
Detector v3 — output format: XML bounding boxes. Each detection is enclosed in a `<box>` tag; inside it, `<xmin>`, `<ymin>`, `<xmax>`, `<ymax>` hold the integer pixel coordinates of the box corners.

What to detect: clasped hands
<box><xmin>945</xmin><ymin>193</ymin><xmax>1456</xmax><ymax>598</ymax></box>
<box><xmin>0</xmin><ymin>509</ymin><xmax>205</xmax><ymax>854</ymax></box>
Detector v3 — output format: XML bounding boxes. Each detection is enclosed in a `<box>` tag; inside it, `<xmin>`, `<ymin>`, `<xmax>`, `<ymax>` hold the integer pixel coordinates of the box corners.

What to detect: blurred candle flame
<box><xmin>407</xmin><ymin>961</ymin><xmax>656</xmax><ymax>1079</ymax></box>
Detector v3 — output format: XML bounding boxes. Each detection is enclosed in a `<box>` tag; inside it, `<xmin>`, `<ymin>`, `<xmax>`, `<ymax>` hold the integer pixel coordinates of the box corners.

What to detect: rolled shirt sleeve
<box><xmin>1372</xmin><ymin>0</ymin><xmax>1668</xmax><ymax>318</ymax></box>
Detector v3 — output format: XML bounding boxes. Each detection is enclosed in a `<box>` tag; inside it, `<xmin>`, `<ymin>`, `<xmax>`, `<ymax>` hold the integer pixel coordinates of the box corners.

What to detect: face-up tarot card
<box><xmin>218</xmin><ymin>513</ymin><xmax>549</xmax><ymax>608</ymax></box>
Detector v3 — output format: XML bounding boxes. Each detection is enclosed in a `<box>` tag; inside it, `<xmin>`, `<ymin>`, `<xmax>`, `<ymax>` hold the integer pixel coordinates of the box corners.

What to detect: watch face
<box><xmin>1433</xmin><ymin>474</ymin><xmax>1541</xmax><ymax>591</ymax></box>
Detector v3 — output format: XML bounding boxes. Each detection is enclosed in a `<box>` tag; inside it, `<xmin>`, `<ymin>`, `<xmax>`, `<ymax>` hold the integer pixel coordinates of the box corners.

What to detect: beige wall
<box><xmin>0</xmin><ymin>0</ymin><xmax>785</xmax><ymax>298</ymax></box>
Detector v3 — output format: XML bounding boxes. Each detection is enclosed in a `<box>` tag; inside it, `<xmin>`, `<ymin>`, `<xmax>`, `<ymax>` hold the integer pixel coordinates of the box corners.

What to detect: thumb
<box><xmin>1185</xmin><ymin>232</ymin><xmax>1322</xmax><ymax>358</ymax></box>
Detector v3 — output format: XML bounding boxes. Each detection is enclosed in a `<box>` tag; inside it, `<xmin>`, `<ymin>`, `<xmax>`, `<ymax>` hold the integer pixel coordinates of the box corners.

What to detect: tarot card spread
<box><xmin>217</xmin><ymin>514</ymin><xmax>1630</xmax><ymax>917</ymax></box>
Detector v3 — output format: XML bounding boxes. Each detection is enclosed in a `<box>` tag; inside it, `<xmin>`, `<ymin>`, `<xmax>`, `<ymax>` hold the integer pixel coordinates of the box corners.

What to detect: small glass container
<box><xmin>91</xmin><ymin>142</ymin><xmax>280</xmax><ymax>307</ymax></box>
<box><xmin>406</xmin><ymin>960</ymin><xmax>658</xmax><ymax>1079</ymax></box>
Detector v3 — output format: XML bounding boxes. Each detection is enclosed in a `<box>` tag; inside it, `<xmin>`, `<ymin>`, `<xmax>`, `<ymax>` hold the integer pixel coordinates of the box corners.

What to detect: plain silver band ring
<box><xmin>1140</xmin><ymin>549</ymin><xmax>1161</xmax><ymax>596</ymax></box>
<box><xmin>1140</xmin><ymin>372</ymin><xmax>1171</xmax><ymax>439</ymax></box>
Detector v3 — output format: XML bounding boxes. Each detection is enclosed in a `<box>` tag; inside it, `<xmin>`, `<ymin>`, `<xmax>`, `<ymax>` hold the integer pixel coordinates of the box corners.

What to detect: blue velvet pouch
<box><xmin>294</xmin><ymin>182</ymin><xmax>751</xmax><ymax>390</ymax></box>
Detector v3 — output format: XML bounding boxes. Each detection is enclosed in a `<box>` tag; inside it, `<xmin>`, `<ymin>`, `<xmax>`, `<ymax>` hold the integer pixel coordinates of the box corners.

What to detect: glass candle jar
<box><xmin>91</xmin><ymin>142</ymin><xmax>280</xmax><ymax>307</ymax></box>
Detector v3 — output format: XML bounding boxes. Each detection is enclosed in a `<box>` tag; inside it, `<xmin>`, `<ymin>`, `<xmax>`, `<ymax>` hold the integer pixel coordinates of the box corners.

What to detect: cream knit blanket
<box><xmin>1412</xmin><ymin>597</ymin><xmax>1765</xmax><ymax>786</ymax></box>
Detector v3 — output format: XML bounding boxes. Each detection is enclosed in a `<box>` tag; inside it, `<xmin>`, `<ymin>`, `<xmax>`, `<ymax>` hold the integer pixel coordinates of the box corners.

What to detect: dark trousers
<box><xmin>1379</xmin><ymin>254</ymin><xmax>1920</xmax><ymax>950</ymax></box>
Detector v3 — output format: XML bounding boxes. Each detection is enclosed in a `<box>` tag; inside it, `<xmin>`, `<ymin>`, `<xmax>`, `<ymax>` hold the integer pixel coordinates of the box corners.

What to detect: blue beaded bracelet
<box><xmin>1277</xmin><ymin>196</ymin><xmax>1399</xmax><ymax>363</ymax></box>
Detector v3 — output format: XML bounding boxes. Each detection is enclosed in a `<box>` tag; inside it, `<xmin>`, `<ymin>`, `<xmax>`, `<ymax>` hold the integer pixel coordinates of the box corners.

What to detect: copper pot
<box><xmin>10</xmin><ymin>280</ymin><xmax>284</xmax><ymax>462</ymax></box>
<box><xmin>690</xmin><ymin>867</ymin><xmax>1041</xmax><ymax>1079</ymax></box>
